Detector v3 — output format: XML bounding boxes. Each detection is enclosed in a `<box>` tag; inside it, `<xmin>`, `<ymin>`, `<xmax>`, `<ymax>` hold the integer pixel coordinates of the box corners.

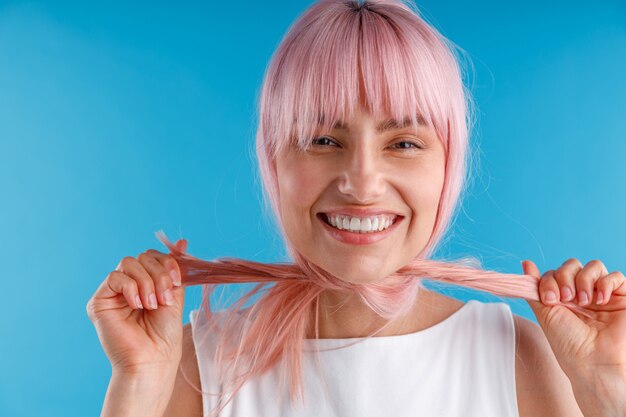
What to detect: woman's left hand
<box><xmin>523</xmin><ymin>258</ymin><xmax>626</xmax><ymax>413</ymax></box>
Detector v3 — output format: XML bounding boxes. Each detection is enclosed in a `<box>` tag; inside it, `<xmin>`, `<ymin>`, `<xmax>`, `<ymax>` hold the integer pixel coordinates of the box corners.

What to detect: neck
<box><xmin>305</xmin><ymin>287</ymin><xmax>436</xmax><ymax>339</ymax></box>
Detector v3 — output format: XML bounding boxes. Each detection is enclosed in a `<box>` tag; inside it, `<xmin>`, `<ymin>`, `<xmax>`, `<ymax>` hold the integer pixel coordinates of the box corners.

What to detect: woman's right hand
<box><xmin>86</xmin><ymin>239</ymin><xmax>188</xmax><ymax>376</ymax></box>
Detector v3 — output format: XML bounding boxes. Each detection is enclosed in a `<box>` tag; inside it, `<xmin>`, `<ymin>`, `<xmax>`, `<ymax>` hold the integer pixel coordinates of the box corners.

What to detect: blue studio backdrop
<box><xmin>0</xmin><ymin>1</ymin><xmax>624</xmax><ymax>416</ymax></box>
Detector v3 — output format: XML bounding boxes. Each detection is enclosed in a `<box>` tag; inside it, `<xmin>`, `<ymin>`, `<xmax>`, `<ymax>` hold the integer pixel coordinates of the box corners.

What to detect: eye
<box><xmin>391</xmin><ymin>140</ymin><xmax>423</xmax><ymax>150</ymax></box>
<box><xmin>311</xmin><ymin>136</ymin><xmax>339</xmax><ymax>147</ymax></box>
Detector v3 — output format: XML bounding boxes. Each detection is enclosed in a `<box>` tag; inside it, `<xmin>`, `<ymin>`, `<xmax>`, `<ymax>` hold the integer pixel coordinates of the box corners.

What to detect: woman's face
<box><xmin>275</xmin><ymin>107</ymin><xmax>446</xmax><ymax>284</ymax></box>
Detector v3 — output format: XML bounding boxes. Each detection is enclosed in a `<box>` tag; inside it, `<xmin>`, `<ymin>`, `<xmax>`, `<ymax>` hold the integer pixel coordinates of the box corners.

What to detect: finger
<box><xmin>137</xmin><ymin>252</ymin><xmax>176</xmax><ymax>308</ymax></box>
<box><xmin>522</xmin><ymin>259</ymin><xmax>543</xmax><ymax>303</ymax></box>
<box><xmin>149</xmin><ymin>252</ymin><xmax>185</xmax><ymax>310</ymax></box>
<box><xmin>111</xmin><ymin>271</ymin><xmax>144</xmax><ymax>310</ymax></box>
<box><xmin>537</xmin><ymin>269</ymin><xmax>561</xmax><ymax>305</ymax></box>
<box><xmin>122</xmin><ymin>256</ymin><xmax>159</xmax><ymax>310</ymax></box>
<box><xmin>522</xmin><ymin>259</ymin><xmax>541</xmax><ymax>278</ymax></box>
<box><xmin>574</xmin><ymin>259</ymin><xmax>608</xmax><ymax>306</ymax></box>
<box><xmin>595</xmin><ymin>271</ymin><xmax>626</xmax><ymax>305</ymax></box>
<box><xmin>522</xmin><ymin>260</ymin><xmax>558</xmax><ymax>304</ymax></box>
<box><xmin>92</xmin><ymin>270</ymin><xmax>143</xmax><ymax>311</ymax></box>
<box><xmin>145</xmin><ymin>249</ymin><xmax>183</xmax><ymax>287</ymax></box>
<box><xmin>93</xmin><ymin>269</ymin><xmax>141</xmax><ymax>307</ymax></box>
<box><xmin>553</xmin><ymin>258</ymin><xmax>583</xmax><ymax>303</ymax></box>
<box><xmin>175</xmin><ymin>239</ymin><xmax>188</xmax><ymax>253</ymax></box>
<box><xmin>522</xmin><ymin>259</ymin><xmax>562</xmax><ymax>305</ymax></box>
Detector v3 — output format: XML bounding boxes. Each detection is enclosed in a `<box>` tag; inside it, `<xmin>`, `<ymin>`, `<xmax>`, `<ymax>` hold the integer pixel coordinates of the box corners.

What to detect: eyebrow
<box><xmin>321</xmin><ymin>115</ymin><xmax>425</xmax><ymax>133</ymax></box>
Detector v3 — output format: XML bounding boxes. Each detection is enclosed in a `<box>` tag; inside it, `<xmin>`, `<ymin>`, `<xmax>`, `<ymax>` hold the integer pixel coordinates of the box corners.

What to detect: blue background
<box><xmin>1</xmin><ymin>1</ymin><xmax>624</xmax><ymax>415</ymax></box>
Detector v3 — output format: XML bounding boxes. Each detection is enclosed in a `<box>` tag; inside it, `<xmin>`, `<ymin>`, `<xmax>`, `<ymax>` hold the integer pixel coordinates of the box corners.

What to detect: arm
<box><xmin>515</xmin><ymin>315</ymin><xmax>585</xmax><ymax>417</ymax></box>
<box><xmin>568</xmin><ymin>368</ymin><xmax>626</xmax><ymax>417</ymax></box>
<box><xmin>162</xmin><ymin>323</ymin><xmax>204</xmax><ymax>417</ymax></box>
<box><xmin>101</xmin><ymin>369</ymin><xmax>178</xmax><ymax>417</ymax></box>
<box><xmin>100</xmin><ymin>324</ymin><xmax>202</xmax><ymax>417</ymax></box>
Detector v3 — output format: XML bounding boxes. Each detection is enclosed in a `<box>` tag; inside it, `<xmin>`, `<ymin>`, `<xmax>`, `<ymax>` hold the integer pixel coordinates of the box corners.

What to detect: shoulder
<box><xmin>429</xmin><ymin>291</ymin><xmax>585</xmax><ymax>416</ymax></box>
<box><xmin>513</xmin><ymin>314</ymin><xmax>584</xmax><ymax>417</ymax></box>
<box><xmin>162</xmin><ymin>323</ymin><xmax>203</xmax><ymax>417</ymax></box>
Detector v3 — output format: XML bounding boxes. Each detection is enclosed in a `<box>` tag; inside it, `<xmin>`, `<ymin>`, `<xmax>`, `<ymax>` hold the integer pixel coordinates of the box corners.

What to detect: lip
<box><xmin>319</xmin><ymin>207</ymin><xmax>403</xmax><ymax>217</ymax></box>
<box><xmin>316</xmin><ymin>213</ymin><xmax>404</xmax><ymax>245</ymax></box>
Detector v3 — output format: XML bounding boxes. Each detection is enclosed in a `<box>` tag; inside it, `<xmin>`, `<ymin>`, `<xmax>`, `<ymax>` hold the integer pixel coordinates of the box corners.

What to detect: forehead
<box><xmin>319</xmin><ymin>114</ymin><xmax>427</xmax><ymax>133</ymax></box>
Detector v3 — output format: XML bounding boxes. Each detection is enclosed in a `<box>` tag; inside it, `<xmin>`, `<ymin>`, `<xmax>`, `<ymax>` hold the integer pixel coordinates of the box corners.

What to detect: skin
<box><xmin>271</xmin><ymin>102</ymin><xmax>626</xmax><ymax>412</ymax></box>
<box><xmin>524</xmin><ymin>258</ymin><xmax>626</xmax><ymax>416</ymax></box>
<box><xmin>89</xmin><ymin>112</ymin><xmax>626</xmax><ymax>415</ymax></box>
<box><xmin>274</xmin><ymin>105</ymin><xmax>447</xmax><ymax>338</ymax></box>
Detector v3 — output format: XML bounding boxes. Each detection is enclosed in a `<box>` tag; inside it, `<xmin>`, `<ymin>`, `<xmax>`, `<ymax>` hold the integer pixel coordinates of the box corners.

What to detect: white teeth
<box><xmin>324</xmin><ymin>214</ymin><xmax>397</xmax><ymax>233</ymax></box>
<box><xmin>360</xmin><ymin>218</ymin><xmax>371</xmax><ymax>232</ymax></box>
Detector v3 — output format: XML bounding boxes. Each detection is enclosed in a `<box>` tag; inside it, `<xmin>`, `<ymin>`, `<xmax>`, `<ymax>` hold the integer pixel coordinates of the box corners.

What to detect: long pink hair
<box><xmin>157</xmin><ymin>1</ymin><xmax>591</xmax><ymax>415</ymax></box>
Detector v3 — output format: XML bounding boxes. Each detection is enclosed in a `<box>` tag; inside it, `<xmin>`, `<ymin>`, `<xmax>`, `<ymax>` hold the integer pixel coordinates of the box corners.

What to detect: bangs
<box><xmin>260</xmin><ymin>0</ymin><xmax>463</xmax><ymax>159</ymax></box>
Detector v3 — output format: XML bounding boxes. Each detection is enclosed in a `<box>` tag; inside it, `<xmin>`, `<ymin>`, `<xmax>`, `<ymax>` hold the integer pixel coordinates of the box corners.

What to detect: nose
<box><xmin>337</xmin><ymin>146</ymin><xmax>386</xmax><ymax>203</ymax></box>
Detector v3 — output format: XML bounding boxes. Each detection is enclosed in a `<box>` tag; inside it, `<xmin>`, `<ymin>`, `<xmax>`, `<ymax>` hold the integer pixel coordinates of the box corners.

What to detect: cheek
<box><xmin>280</xmin><ymin>169</ymin><xmax>317</xmax><ymax>199</ymax></box>
<box><xmin>400</xmin><ymin>162</ymin><xmax>445</xmax><ymax>225</ymax></box>
<box><xmin>276</xmin><ymin>158</ymin><xmax>329</xmax><ymax>218</ymax></box>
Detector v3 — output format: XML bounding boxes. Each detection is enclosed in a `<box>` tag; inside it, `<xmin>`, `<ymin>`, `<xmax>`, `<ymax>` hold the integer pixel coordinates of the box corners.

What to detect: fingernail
<box><xmin>544</xmin><ymin>291</ymin><xmax>556</xmax><ymax>303</ymax></box>
<box><xmin>135</xmin><ymin>295</ymin><xmax>143</xmax><ymax>309</ymax></box>
<box><xmin>579</xmin><ymin>291</ymin><xmax>589</xmax><ymax>306</ymax></box>
<box><xmin>163</xmin><ymin>289</ymin><xmax>174</xmax><ymax>306</ymax></box>
<box><xmin>596</xmin><ymin>292</ymin><xmax>604</xmax><ymax>305</ymax></box>
<box><xmin>149</xmin><ymin>293</ymin><xmax>158</xmax><ymax>309</ymax></box>
<box><xmin>562</xmin><ymin>287</ymin><xmax>573</xmax><ymax>301</ymax></box>
<box><xmin>170</xmin><ymin>269</ymin><xmax>181</xmax><ymax>286</ymax></box>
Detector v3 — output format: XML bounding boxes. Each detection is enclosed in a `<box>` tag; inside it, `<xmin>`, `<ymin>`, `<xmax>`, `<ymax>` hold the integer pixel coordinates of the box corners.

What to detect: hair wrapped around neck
<box><xmin>156</xmin><ymin>230</ymin><xmax>591</xmax><ymax>417</ymax></box>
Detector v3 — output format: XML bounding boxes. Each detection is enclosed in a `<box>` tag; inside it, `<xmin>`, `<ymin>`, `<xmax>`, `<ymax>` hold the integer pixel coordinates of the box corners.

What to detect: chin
<box><xmin>322</xmin><ymin>262</ymin><xmax>395</xmax><ymax>285</ymax></box>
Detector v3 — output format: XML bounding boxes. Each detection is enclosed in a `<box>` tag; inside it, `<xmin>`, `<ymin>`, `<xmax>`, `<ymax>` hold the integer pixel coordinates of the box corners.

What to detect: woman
<box><xmin>87</xmin><ymin>1</ymin><xmax>626</xmax><ymax>416</ymax></box>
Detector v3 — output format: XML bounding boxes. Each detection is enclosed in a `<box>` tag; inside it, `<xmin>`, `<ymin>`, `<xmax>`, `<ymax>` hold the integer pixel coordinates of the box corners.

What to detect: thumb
<box><xmin>170</xmin><ymin>239</ymin><xmax>187</xmax><ymax>313</ymax></box>
<box><xmin>523</xmin><ymin>259</ymin><xmax>573</xmax><ymax>329</ymax></box>
<box><xmin>521</xmin><ymin>259</ymin><xmax>590</xmax><ymax>367</ymax></box>
<box><xmin>170</xmin><ymin>277</ymin><xmax>186</xmax><ymax>315</ymax></box>
<box><xmin>175</xmin><ymin>239</ymin><xmax>188</xmax><ymax>253</ymax></box>
<box><xmin>522</xmin><ymin>259</ymin><xmax>549</xmax><ymax>317</ymax></box>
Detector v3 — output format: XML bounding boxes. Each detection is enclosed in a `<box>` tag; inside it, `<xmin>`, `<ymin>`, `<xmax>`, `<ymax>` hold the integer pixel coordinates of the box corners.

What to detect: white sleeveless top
<box><xmin>189</xmin><ymin>299</ymin><xmax>519</xmax><ymax>417</ymax></box>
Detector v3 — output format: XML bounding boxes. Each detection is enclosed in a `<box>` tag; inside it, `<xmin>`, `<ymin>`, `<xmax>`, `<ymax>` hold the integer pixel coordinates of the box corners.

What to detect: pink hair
<box><xmin>157</xmin><ymin>1</ymin><xmax>592</xmax><ymax>415</ymax></box>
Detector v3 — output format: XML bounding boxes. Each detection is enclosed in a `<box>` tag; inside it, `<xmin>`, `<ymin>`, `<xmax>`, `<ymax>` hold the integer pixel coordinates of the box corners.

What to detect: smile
<box><xmin>322</xmin><ymin>213</ymin><xmax>398</xmax><ymax>233</ymax></box>
<box><xmin>316</xmin><ymin>213</ymin><xmax>404</xmax><ymax>245</ymax></box>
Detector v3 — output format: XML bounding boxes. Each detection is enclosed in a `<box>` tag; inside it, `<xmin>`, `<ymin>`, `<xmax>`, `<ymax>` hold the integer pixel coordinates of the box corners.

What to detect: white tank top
<box><xmin>189</xmin><ymin>299</ymin><xmax>519</xmax><ymax>417</ymax></box>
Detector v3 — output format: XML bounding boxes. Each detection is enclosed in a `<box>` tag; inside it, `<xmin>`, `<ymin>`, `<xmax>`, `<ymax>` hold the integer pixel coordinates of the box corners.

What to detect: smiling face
<box><xmin>275</xmin><ymin>106</ymin><xmax>446</xmax><ymax>285</ymax></box>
